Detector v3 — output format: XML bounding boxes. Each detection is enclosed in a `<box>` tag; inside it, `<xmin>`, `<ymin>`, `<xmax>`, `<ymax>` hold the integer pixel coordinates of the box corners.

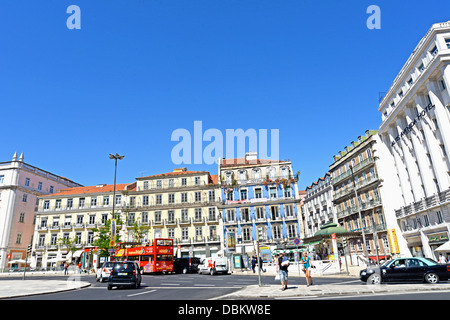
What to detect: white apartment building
<box><xmin>0</xmin><ymin>153</ymin><xmax>82</xmax><ymax>271</ymax></box>
<box><xmin>303</xmin><ymin>173</ymin><xmax>336</xmax><ymax>238</ymax></box>
<box><xmin>377</xmin><ymin>21</ymin><xmax>450</xmax><ymax>259</ymax></box>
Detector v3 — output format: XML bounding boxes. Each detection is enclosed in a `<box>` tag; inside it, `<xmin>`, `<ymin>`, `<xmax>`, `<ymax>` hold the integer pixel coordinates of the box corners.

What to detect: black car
<box><xmin>174</xmin><ymin>257</ymin><xmax>201</xmax><ymax>274</ymax></box>
<box><xmin>360</xmin><ymin>257</ymin><xmax>450</xmax><ymax>284</ymax></box>
<box><xmin>107</xmin><ymin>261</ymin><xmax>142</xmax><ymax>290</ymax></box>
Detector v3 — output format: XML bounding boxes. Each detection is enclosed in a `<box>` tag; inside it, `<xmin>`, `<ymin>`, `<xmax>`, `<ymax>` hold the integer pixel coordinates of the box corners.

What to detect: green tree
<box><xmin>57</xmin><ymin>236</ymin><xmax>79</xmax><ymax>258</ymax></box>
<box><xmin>92</xmin><ymin>219</ymin><xmax>122</xmax><ymax>258</ymax></box>
<box><xmin>129</xmin><ymin>221</ymin><xmax>149</xmax><ymax>245</ymax></box>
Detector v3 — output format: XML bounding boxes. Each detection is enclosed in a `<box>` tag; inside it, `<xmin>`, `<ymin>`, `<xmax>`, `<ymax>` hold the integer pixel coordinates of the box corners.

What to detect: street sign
<box><xmin>294</xmin><ymin>238</ymin><xmax>300</xmax><ymax>245</ymax></box>
<box><xmin>331</xmin><ymin>233</ymin><xmax>336</xmax><ymax>240</ymax></box>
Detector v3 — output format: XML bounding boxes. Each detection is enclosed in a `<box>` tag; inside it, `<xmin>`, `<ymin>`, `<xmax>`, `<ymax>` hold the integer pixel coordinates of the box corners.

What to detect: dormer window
<box><xmin>418</xmin><ymin>62</ymin><xmax>424</xmax><ymax>72</ymax></box>
<box><xmin>281</xmin><ymin>167</ymin><xmax>289</xmax><ymax>178</ymax></box>
<box><xmin>225</xmin><ymin>172</ymin><xmax>232</xmax><ymax>184</ymax></box>
<box><xmin>430</xmin><ymin>45</ymin><xmax>438</xmax><ymax>56</ymax></box>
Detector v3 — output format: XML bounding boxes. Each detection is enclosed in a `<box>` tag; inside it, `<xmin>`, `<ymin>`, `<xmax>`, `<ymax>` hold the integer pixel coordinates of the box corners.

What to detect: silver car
<box><xmin>96</xmin><ymin>261</ymin><xmax>113</xmax><ymax>282</ymax></box>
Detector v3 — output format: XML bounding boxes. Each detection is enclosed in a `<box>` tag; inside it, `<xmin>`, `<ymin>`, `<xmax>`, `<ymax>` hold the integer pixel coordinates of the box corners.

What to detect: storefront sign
<box><xmin>391</xmin><ymin>103</ymin><xmax>435</xmax><ymax>146</ymax></box>
<box><xmin>428</xmin><ymin>234</ymin><xmax>449</xmax><ymax>243</ymax></box>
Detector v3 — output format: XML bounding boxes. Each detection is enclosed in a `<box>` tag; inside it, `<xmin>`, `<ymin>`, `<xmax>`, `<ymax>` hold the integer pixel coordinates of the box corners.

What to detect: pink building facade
<box><xmin>0</xmin><ymin>153</ymin><xmax>82</xmax><ymax>271</ymax></box>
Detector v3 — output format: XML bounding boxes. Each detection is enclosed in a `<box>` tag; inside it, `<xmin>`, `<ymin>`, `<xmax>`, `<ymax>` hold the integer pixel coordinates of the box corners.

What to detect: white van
<box><xmin>198</xmin><ymin>256</ymin><xmax>229</xmax><ymax>275</ymax></box>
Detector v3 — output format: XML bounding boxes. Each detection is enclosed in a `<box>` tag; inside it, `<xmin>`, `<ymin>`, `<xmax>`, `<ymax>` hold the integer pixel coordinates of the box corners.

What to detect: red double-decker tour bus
<box><xmin>114</xmin><ymin>238</ymin><xmax>174</xmax><ymax>274</ymax></box>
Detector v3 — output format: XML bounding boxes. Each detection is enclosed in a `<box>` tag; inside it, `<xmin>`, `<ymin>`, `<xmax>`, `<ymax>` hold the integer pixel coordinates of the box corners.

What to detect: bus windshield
<box><xmin>156</xmin><ymin>254</ymin><xmax>173</xmax><ymax>261</ymax></box>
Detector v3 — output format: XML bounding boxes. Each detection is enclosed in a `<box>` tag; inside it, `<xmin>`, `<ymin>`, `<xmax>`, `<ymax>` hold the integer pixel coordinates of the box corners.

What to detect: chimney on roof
<box><xmin>245</xmin><ymin>151</ymin><xmax>257</xmax><ymax>161</ymax></box>
<box><xmin>173</xmin><ymin>168</ymin><xmax>187</xmax><ymax>173</ymax></box>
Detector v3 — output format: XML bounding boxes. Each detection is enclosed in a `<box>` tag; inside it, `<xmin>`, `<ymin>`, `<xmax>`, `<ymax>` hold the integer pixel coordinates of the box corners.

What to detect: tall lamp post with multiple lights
<box><xmin>109</xmin><ymin>153</ymin><xmax>124</xmax><ymax>221</ymax></box>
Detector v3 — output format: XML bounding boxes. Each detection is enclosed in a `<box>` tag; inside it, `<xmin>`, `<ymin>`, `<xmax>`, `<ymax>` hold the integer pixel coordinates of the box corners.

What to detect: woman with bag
<box><xmin>301</xmin><ymin>251</ymin><xmax>313</xmax><ymax>287</ymax></box>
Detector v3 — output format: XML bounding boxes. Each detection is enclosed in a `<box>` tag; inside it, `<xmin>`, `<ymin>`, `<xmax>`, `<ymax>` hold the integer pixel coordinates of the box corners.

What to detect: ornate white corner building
<box><xmin>377</xmin><ymin>21</ymin><xmax>450</xmax><ymax>258</ymax></box>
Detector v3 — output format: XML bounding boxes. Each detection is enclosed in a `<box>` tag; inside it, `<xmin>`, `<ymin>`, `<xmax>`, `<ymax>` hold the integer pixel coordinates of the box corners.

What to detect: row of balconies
<box><xmin>331</xmin><ymin>157</ymin><xmax>375</xmax><ymax>186</ymax></box>
<box><xmin>221</xmin><ymin>195</ymin><xmax>296</xmax><ymax>205</ymax></box>
<box><xmin>127</xmin><ymin>198</ymin><xmax>220</xmax><ymax>209</ymax></box>
<box><xmin>138</xmin><ymin>216</ymin><xmax>220</xmax><ymax>226</ymax></box>
<box><xmin>224</xmin><ymin>214</ymin><xmax>298</xmax><ymax>225</ymax></box>
<box><xmin>41</xmin><ymin>198</ymin><xmax>221</xmax><ymax>213</ymax></box>
<box><xmin>136</xmin><ymin>180</ymin><xmax>212</xmax><ymax>192</ymax></box>
<box><xmin>37</xmin><ymin>216</ymin><xmax>222</xmax><ymax>232</ymax></box>
<box><xmin>333</xmin><ymin>174</ymin><xmax>380</xmax><ymax>200</ymax></box>
<box><xmin>395</xmin><ymin>188</ymin><xmax>450</xmax><ymax>218</ymax></box>
<box><xmin>37</xmin><ymin>223</ymin><xmax>98</xmax><ymax>231</ymax></box>
<box><xmin>336</xmin><ymin>198</ymin><xmax>383</xmax><ymax>219</ymax></box>
<box><xmin>35</xmin><ymin>235</ymin><xmax>223</xmax><ymax>251</ymax></box>
<box><xmin>41</xmin><ymin>202</ymin><xmax>125</xmax><ymax>213</ymax></box>
<box><xmin>175</xmin><ymin>235</ymin><xmax>221</xmax><ymax>245</ymax></box>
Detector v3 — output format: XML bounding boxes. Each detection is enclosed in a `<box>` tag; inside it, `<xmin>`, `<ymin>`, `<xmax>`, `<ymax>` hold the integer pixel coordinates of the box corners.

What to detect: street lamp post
<box><xmin>349</xmin><ymin>165</ymin><xmax>370</xmax><ymax>266</ymax></box>
<box><xmin>109</xmin><ymin>153</ymin><xmax>124</xmax><ymax>221</ymax></box>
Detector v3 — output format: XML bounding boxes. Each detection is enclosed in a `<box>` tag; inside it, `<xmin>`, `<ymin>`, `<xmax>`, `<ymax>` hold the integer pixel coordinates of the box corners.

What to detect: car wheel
<box><xmin>107</xmin><ymin>285</ymin><xmax>112</xmax><ymax>290</ymax></box>
<box><xmin>425</xmin><ymin>272</ymin><xmax>439</xmax><ymax>284</ymax></box>
<box><xmin>367</xmin><ymin>273</ymin><xmax>381</xmax><ymax>285</ymax></box>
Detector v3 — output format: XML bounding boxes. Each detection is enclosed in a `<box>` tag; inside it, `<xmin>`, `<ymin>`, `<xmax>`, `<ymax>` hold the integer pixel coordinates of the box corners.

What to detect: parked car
<box><xmin>360</xmin><ymin>257</ymin><xmax>450</xmax><ymax>284</ymax></box>
<box><xmin>174</xmin><ymin>257</ymin><xmax>201</xmax><ymax>274</ymax></box>
<box><xmin>96</xmin><ymin>261</ymin><xmax>113</xmax><ymax>282</ymax></box>
<box><xmin>198</xmin><ymin>257</ymin><xmax>229</xmax><ymax>275</ymax></box>
<box><xmin>107</xmin><ymin>261</ymin><xmax>142</xmax><ymax>290</ymax></box>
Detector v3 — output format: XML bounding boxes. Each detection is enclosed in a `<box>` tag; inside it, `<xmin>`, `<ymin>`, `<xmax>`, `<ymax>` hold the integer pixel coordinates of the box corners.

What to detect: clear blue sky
<box><xmin>1</xmin><ymin>0</ymin><xmax>449</xmax><ymax>190</ymax></box>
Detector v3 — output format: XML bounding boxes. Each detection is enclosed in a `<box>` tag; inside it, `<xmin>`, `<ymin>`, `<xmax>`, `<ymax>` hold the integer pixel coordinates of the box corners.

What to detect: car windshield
<box><xmin>103</xmin><ymin>262</ymin><xmax>113</xmax><ymax>268</ymax></box>
<box><xmin>113</xmin><ymin>263</ymin><xmax>135</xmax><ymax>272</ymax></box>
<box><xmin>380</xmin><ymin>260</ymin><xmax>392</xmax><ymax>267</ymax></box>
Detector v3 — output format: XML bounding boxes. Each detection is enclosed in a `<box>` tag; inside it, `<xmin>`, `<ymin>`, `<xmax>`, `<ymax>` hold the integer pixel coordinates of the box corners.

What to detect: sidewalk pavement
<box><xmin>218</xmin><ymin>281</ymin><xmax>450</xmax><ymax>299</ymax></box>
<box><xmin>0</xmin><ymin>272</ymin><xmax>91</xmax><ymax>299</ymax></box>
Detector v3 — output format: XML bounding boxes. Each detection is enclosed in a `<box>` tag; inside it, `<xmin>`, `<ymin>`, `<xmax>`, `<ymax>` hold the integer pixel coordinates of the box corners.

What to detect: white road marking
<box><xmin>127</xmin><ymin>289</ymin><xmax>156</xmax><ymax>297</ymax></box>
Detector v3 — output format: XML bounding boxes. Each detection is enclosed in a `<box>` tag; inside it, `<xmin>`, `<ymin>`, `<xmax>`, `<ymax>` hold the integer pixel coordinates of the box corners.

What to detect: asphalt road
<box><xmin>6</xmin><ymin>273</ymin><xmax>358</xmax><ymax>300</ymax></box>
<box><xmin>5</xmin><ymin>272</ymin><xmax>450</xmax><ymax>301</ymax></box>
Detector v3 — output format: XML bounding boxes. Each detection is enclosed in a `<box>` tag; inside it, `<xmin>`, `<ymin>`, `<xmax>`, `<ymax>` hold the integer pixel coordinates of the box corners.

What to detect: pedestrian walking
<box><xmin>276</xmin><ymin>253</ymin><xmax>289</xmax><ymax>291</ymax></box>
<box><xmin>438</xmin><ymin>253</ymin><xmax>447</xmax><ymax>264</ymax></box>
<box><xmin>64</xmin><ymin>262</ymin><xmax>69</xmax><ymax>275</ymax></box>
<box><xmin>259</xmin><ymin>257</ymin><xmax>266</xmax><ymax>272</ymax></box>
<box><xmin>301</xmin><ymin>251</ymin><xmax>313</xmax><ymax>287</ymax></box>
<box><xmin>251</xmin><ymin>256</ymin><xmax>256</xmax><ymax>273</ymax></box>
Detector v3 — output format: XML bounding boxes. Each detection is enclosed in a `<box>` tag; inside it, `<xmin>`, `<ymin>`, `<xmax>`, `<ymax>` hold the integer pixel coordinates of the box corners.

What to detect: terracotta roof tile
<box><xmin>209</xmin><ymin>174</ymin><xmax>219</xmax><ymax>185</ymax></box>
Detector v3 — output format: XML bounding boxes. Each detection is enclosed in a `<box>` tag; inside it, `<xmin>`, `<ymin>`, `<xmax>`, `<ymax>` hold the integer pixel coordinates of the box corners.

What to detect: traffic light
<box><xmin>342</xmin><ymin>237</ymin><xmax>348</xmax><ymax>248</ymax></box>
<box><xmin>27</xmin><ymin>244</ymin><xmax>32</xmax><ymax>255</ymax></box>
<box><xmin>256</xmin><ymin>227</ymin><xmax>264</xmax><ymax>241</ymax></box>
